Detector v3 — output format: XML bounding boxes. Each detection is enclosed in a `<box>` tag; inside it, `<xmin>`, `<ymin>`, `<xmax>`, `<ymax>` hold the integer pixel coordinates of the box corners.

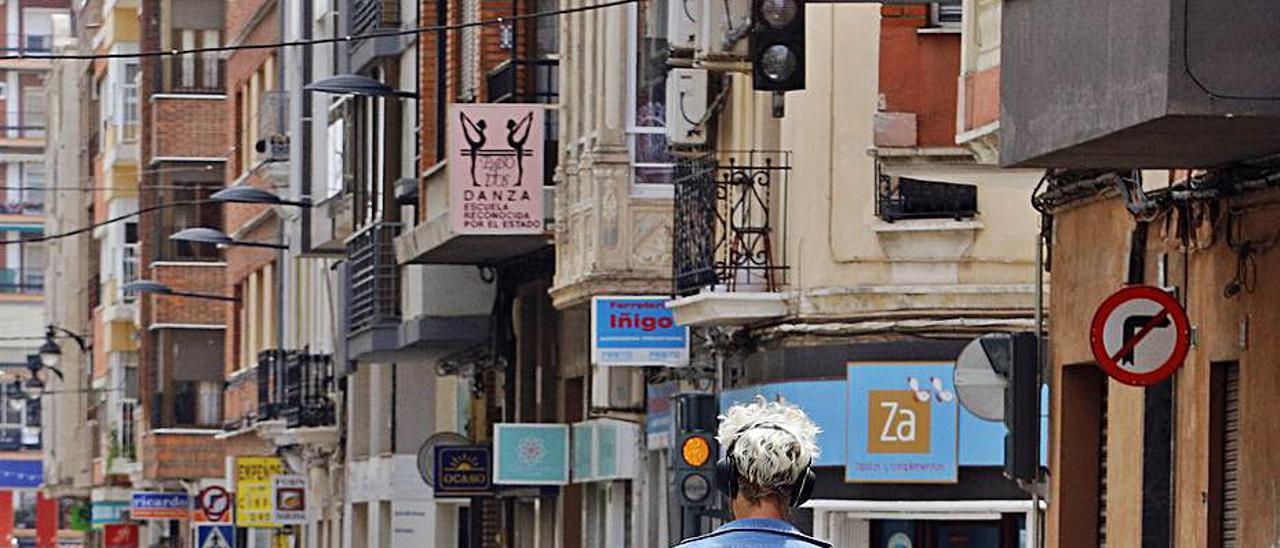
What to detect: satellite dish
<box><xmin>954</xmin><ymin>334</ymin><xmax>1010</xmax><ymax>422</ymax></box>
<box><xmin>416</xmin><ymin>432</ymin><xmax>470</xmax><ymax>487</ymax></box>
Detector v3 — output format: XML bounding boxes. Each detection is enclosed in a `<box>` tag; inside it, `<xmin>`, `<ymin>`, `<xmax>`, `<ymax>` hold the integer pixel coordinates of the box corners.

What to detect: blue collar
<box><xmin>717</xmin><ymin>518</ymin><xmax>801</xmax><ymax>534</ymax></box>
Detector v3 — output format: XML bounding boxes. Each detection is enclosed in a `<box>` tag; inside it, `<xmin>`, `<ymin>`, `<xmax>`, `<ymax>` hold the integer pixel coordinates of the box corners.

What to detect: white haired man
<box><xmin>676</xmin><ymin>397</ymin><xmax>831</xmax><ymax>547</ymax></box>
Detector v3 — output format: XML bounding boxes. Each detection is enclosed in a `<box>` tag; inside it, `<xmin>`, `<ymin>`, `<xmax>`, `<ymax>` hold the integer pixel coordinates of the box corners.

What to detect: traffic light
<box><xmin>1002</xmin><ymin>332</ymin><xmax>1040</xmax><ymax>483</ymax></box>
<box><xmin>671</xmin><ymin>393</ymin><xmax>718</xmax><ymax>508</ymax></box>
<box><xmin>750</xmin><ymin>0</ymin><xmax>805</xmax><ymax>91</ymax></box>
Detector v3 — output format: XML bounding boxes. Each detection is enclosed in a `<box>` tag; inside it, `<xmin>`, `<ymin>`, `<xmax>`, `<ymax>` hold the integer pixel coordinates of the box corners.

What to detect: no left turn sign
<box><xmin>1089</xmin><ymin>285</ymin><xmax>1191</xmax><ymax>386</ymax></box>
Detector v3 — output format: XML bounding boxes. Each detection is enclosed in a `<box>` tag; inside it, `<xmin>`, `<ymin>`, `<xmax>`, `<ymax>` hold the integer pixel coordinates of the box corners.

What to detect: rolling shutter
<box><xmin>1222</xmin><ymin>365</ymin><xmax>1240</xmax><ymax>547</ymax></box>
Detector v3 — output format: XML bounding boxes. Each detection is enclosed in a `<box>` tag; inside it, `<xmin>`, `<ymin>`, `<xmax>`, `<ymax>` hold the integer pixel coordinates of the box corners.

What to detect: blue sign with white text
<box><xmin>196</xmin><ymin>524</ymin><xmax>236</xmax><ymax>548</ymax></box>
<box><xmin>0</xmin><ymin>459</ymin><xmax>41</xmax><ymax>488</ymax></box>
<box><xmin>847</xmin><ymin>363</ymin><xmax>959</xmax><ymax>483</ymax></box>
<box><xmin>591</xmin><ymin>297</ymin><xmax>689</xmax><ymax>366</ymax></box>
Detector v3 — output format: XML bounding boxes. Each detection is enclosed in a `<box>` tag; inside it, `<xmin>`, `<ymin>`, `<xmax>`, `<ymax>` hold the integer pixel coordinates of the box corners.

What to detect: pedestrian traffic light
<box><xmin>750</xmin><ymin>0</ymin><xmax>805</xmax><ymax>91</ymax></box>
<box><xmin>1002</xmin><ymin>332</ymin><xmax>1040</xmax><ymax>483</ymax></box>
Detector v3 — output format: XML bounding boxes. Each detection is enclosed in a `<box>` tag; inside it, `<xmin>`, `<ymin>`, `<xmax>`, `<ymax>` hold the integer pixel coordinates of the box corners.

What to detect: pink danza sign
<box><xmin>448</xmin><ymin>104</ymin><xmax>545</xmax><ymax>235</ymax></box>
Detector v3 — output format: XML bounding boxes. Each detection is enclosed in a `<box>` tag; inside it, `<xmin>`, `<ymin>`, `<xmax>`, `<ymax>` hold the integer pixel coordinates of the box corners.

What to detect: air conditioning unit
<box><xmin>666</xmin><ymin>68</ymin><xmax>709</xmax><ymax>146</ymax></box>
<box><xmin>698</xmin><ymin>0</ymin><xmax>750</xmax><ymax>61</ymax></box>
<box><xmin>667</xmin><ymin>0</ymin><xmax>702</xmax><ymax>53</ymax></box>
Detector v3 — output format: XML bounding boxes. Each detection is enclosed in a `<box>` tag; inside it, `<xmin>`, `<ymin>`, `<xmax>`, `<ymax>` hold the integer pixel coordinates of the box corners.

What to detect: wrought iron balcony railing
<box><xmin>347</xmin><ymin>222</ymin><xmax>401</xmax><ymax>335</ymax></box>
<box><xmin>0</xmin><ymin>268</ymin><xmax>43</xmax><ymax>294</ymax></box>
<box><xmin>876</xmin><ymin>174</ymin><xmax>978</xmax><ymax>222</ymax></box>
<box><xmin>256</xmin><ymin>350</ymin><xmax>336</xmax><ymax>428</ymax></box>
<box><xmin>673</xmin><ymin>151</ymin><xmax>790</xmax><ymax>297</ymax></box>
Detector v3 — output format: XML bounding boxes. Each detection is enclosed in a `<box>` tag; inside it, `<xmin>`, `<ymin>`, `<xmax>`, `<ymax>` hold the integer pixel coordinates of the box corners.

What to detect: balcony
<box><xmin>162</xmin><ymin>56</ymin><xmax>225</xmax><ymax>95</ymax></box>
<box><xmin>346</xmin><ymin>222</ymin><xmax>402</xmax><ymax>358</ymax></box>
<box><xmin>0</xmin><ymin>268</ymin><xmax>43</xmax><ymax>295</ymax></box>
<box><xmin>1001</xmin><ymin>0</ymin><xmax>1280</xmax><ymax>167</ymax></box>
<box><xmin>876</xmin><ymin>175</ymin><xmax>978</xmax><ymax>222</ymax></box>
<box><xmin>666</xmin><ymin>151</ymin><xmax>789</xmax><ymax>327</ymax></box>
<box><xmin>0</xmin><ymin>34</ymin><xmax>53</xmax><ymax>70</ymax></box>
<box><xmin>255</xmin><ymin>351</ymin><xmax>336</xmax><ymax>429</ymax></box>
<box><xmin>487</xmin><ymin>59</ymin><xmax>561</xmax><ymax>187</ymax></box>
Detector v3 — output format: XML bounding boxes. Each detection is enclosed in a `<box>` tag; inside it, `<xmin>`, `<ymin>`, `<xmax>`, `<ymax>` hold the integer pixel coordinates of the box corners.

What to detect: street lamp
<box><xmin>170</xmin><ymin>227</ymin><xmax>288</xmax><ymax>250</ymax></box>
<box><xmin>210</xmin><ymin>187</ymin><xmax>311</xmax><ymax>207</ymax></box>
<box><xmin>122</xmin><ymin>280</ymin><xmax>240</xmax><ymax>302</ymax></box>
<box><xmin>304</xmin><ymin>74</ymin><xmax>418</xmax><ymax>98</ymax></box>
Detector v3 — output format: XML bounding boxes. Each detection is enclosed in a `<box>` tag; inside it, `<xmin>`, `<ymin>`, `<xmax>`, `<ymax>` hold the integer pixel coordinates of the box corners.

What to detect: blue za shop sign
<box><xmin>591</xmin><ymin>296</ymin><xmax>689</xmax><ymax>366</ymax></box>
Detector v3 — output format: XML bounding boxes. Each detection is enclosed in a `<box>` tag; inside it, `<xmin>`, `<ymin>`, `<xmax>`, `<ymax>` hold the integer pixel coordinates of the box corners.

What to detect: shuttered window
<box><xmin>1210</xmin><ymin>362</ymin><xmax>1240</xmax><ymax>548</ymax></box>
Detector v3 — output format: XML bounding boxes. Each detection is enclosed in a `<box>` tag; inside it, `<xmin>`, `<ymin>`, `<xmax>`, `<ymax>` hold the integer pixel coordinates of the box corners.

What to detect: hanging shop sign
<box><xmin>235</xmin><ymin>456</ymin><xmax>285</xmax><ymax>528</ymax></box>
<box><xmin>846</xmin><ymin>363</ymin><xmax>959</xmax><ymax>483</ymax></box>
<box><xmin>646</xmin><ymin>381</ymin><xmax>679</xmax><ymax>449</ymax></box>
<box><xmin>130</xmin><ymin>492</ymin><xmax>190</xmax><ymax>521</ymax></box>
<box><xmin>102</xmin><ymin>524</ymin><xmax>139</xmax><ymax>548</ymax></box>
<box><xmin>433</xmin><ymin>446</ymin><xmax>492</xmax><ymax>497</ymax></box>
<box><xmin>570</xmin><ymin>419</ymin><xmax>641</xmax><ymax>483</ymax></box>
<box><xmin>448</xmin><ymin>103</ymin><xmax>545</xmax><ymax>235</ymax></box>
<box><xmin>493</xmin><ymin>424</ymin><xmax>569</xmax><ymax>485</ymax></box>
<box><xmin>0</xmin><ymin>459</ymin><xmax>43</xmax><ymax>489</ymax></box>
<box><xmin>91</xmin><ymin>501</ymin><xmax>130</xmax><ymax>526</ymax></box>
<box><xmin>591</xmin><ymin>296</ymin><xmax>690</xmax><ymax>367</ymax></box>
<box><xmin>193</xmin><ymin>485</ymin><xmax>232</xmax><ymax>523</ymax></box>
<box><xmin>1089</xmin><ymin>285</ymin><xmax>1191</xmax><ymax>386</ymax></box>
<box><xmin>272</xmin><ymin>475</ymin><xmax>307</xmax><ymax>525</ymax></box>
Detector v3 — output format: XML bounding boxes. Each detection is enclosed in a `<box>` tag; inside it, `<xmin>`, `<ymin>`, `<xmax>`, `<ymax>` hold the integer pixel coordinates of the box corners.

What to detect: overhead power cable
<box><xmin>2</xmin><ymin>0</ymin><xmax>638</xmax><ymax>61</ymax></box>
<box><xmin>0</xmin><ymin>198</ymin><xmax>215</xmax><ymax>247</ymax></box>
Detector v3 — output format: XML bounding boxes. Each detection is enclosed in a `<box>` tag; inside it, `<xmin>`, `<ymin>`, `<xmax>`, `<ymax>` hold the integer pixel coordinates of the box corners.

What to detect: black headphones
<box><xmin>714</xmin><ymin>422</ymin><xmax>816</xmax><ymax>508</ymax></box>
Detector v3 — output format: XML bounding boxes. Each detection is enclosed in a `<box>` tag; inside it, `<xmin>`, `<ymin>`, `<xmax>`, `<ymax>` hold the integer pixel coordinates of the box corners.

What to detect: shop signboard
<box><xmin>591</xmin><ymin>296</ymin><xmax>689</xmax><ymax>367</ymax></box>
<box><xmin>846</xmin><ymin>363</ymin><xmax>959</xmax><ymax>483</ymax></box>
<box><xmin>102</xmin><ymin>524</ymin><xmax>139</xmax><ymax>548</ymax></box>
<box><xmin>493</xmin><ymin>424</ymin><xmax>569</xmax><ymax>485</ymax></box>
<box><xmin>646</xmin><ymin>381</ymin><xmax>678</xmax><ymax>449</ymax></box>
<box><xmin>570</xmin><ymin>419</ymin><xmax>640</xmax><ymax>483</ymax></box>
<box><xmin>130</xmin><ymin>492</ymin><xmax>190</xmax><ymax>520</ymax></box>
<box><xmin>91</xmin><ymin>501</ymin><xmax>130</xmax><ymax>526</ymax></box>
<box><xmin>433</xmin><ymin>446</ymin><xmax>492</xmax><ymax>497</ymax></box>
<box><xmin>448</xmin><ymin>103</ymin><xmax>545</xmax><ymax>235</ymax></box>
<box><xmin>272</xmin><ymin>475</ymin><xmax>307</xmax><ymax>525</ymax></box>
<box><xmin>235</xmin><ymin>456</ymin><xmax>284</xmax><ymax>528</ymax></box>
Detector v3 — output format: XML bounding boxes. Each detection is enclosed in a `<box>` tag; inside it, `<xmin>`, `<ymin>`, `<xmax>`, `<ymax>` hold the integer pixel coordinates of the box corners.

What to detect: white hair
<box><xmin>716</xmin><ymin>396</ymin><xmax>821</xmax><ymax>501</ymax></box>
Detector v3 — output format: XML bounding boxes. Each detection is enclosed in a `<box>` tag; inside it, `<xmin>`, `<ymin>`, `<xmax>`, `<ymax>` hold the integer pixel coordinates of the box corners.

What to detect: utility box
<box><xmin>1001</xmin><ymin>0</ymin><xmax>1280</xmax><ymax>168</ymax></box>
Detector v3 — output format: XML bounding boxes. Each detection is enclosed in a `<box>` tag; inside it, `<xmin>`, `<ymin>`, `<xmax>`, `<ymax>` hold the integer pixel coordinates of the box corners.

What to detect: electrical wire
<box><xmin>0</xmin><ymin>198</ymin><xmax>215</xmax><ymax>246</ymax></box>
<box><xmin>3</xmin><ymin>0</ymin><xmax>639</xmax><ymax>61</ymax></box>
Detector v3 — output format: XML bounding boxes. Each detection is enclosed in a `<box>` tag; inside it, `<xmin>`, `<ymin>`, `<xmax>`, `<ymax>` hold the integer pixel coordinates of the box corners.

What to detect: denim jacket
<box><xmin>673</xmin><ymin>518</ymin><xmax>833</xmax><ymax>547</ymax></box>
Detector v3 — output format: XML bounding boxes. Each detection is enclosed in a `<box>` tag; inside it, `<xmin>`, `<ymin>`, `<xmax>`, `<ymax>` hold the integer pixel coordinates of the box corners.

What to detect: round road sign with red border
<box><xmin>196</xmin><ymin>485</ymin><xmax>232</xmax><ymax>521</ymax></box>
<box><xmin>1089</xmin><ymin>285</ymin><xmax>1191</xmax><ymax>386</ymax></box>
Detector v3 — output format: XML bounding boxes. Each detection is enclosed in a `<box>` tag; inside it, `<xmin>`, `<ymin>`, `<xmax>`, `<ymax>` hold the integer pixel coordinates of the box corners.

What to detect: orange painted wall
<box><xmin>877</xmin><ymin>5</ymin><xmax>961</xmax><ymax>148</ymax></box>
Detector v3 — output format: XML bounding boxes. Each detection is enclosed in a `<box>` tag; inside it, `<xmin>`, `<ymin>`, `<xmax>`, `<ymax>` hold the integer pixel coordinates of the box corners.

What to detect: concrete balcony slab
<box><xmin>666</xmin><ymin>290</ymin><xmax>788</xmax><ymax>327</ymax></box>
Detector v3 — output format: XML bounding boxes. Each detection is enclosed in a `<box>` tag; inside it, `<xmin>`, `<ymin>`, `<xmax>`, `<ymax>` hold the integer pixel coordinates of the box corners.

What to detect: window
<box><xmin>172</xmin><ymin>29</ymin><xmax>222</xmax><ymax>91</ymax></box>
<box><xmin>21</xmin><ymin>163</ymin><xmax>44</xmax><ymax>209</ymax></box>
<box><xmin>0</xmin><ymin>83</ymin><xmax>8</xmax><ymax>101</ymax></box>
<box><xmin>930</xmin><ymin>3</ymin><xmax>963</xmax><ymax>28</ymax></box>
<box><xmin>629</xmin><ymin>0</ymin><xmax>675</xmax><ymax>191</ymax></box>
<box><xmin>122</xmin><ymin>63</ymin><xmax>139</xmax><ymax>141</ymax></box>
<box><xmin>158</xmin><ymin>182</ymin><xmax>222</xmax><ymax>261</ymax></box>
<box><xmin>877</xmin><ymin>174</ymin><xmax>978</xmax><ymax>222</ymax></box>
<box><xmin>326</xmin><ymin>114</ymin><xmax>346</xmax><ymax>199</ymax></box>
<box><xmin>23</xmin><ymin>88</ymin><xmax>45</xmax><ymax>138</ymax></box>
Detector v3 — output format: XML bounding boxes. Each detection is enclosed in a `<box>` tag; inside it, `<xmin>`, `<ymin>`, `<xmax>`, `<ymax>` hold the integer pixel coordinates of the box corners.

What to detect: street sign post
<box><xmin>1089</xmin><ymin>285</ymin><xmax>1191</xmax><ymax>386</ymax></box>
<box><xmin>195</xmin><ymin>524</ymin><xmax>236</xmax><ymax>548</ymax></box>
<box><xmin>195</xmin><ymin>485</ymin><xmax>232</xmax><ymax>523</ymax></box>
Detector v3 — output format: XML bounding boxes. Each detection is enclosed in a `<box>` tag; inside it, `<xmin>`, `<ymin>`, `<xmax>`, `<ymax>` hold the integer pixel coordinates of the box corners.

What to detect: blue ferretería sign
<box><xmin>591</xmin><ymin>296</ymin><xmax>689</xmax><ymax>366</ymax></box>
<box><xmin>846</xmin><ymin>363</ymin><xmax>959</xmax><ymax>483</ymax></box>
<box><xmin>433</xmin><ymin>446</ymin><xmax>492</xmax><ymax>497</ymax></box>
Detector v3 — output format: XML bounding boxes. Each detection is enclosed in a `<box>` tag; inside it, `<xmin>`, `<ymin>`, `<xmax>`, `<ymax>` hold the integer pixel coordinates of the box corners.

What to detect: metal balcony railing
<box><xmin>0</xmin><ymin>268</ymin><xmax>43</xmax><ymax>294</ymax></box>
<box><xmin>347</xmin><ymin>222</ymin><xmax>401</xmax><ymax>335</ymax></box>
<box><xmin>255</xmin><ymin>350</ymin><xmax>336</xmax><ymax>428</ymax></box>
<box><xmin>876</xmin><ymin>175</ymin><xmax>978</xmax><ymax>222</ymax></box>
<box><xmin>673</xmin><ymin>151</ymin><xmax>790</xmax><ymax>296</ymax></box>
<box><xmin>0</xmin><ymin>34</ymin><xmax>52</xmax><ymax>55</ymax></box>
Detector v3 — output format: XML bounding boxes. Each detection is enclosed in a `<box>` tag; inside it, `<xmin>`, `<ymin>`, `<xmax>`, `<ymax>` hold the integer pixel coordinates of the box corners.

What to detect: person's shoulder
<box><xmin>673</xmin><ymin>526</ymin><xmax>832</xmax><ymax>547</ymax></box>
